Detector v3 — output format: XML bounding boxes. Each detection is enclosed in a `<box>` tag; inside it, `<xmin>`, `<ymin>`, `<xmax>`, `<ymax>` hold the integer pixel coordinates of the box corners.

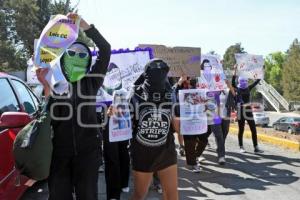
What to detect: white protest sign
<box><xmin>197</xmin><ymin>54</ymin><xmax>227</xmax><ymax>91</ymax></box>
<box><xmin>235</xmin><ymin>53</ymin><xmax>264</xmax><ymax>79</ymax></box>
<box><xmin>97</xmin><ymin>49</ymin><xmax>152</xmax><ymax>103</ymax></box>
<box><xmin>179</xmin><ymin>89</ymin><xmax>207</xmax><ymax>135</ymax></box>
<box><xmin>109</xmin><ymin>90</ymin><xmax>132</xmax><ymax>142</ymax></box>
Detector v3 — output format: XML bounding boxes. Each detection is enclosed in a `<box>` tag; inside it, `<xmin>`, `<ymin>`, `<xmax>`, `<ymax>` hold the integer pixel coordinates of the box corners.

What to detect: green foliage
<box><xmin>0</xmin><ymin>0</ymin><xmax>92</xmax><ymax>72</ymax></box>
<box><xmin>223</xmin><ymin>43</ymin><xmax>246</xmax><ymax>70</ymax></box>
<box><xmin>282</xmin><ymin>39</ymin><xmax>300</xmax><ymax>101</ymax></box>
<box><xmin>264</xmin><ymin>52</ymin><xmax>286</xmax><ymax>94</ymax></box>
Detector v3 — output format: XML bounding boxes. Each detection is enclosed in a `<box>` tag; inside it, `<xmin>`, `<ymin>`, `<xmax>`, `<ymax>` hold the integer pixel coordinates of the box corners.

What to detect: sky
<box><xmin>73</xmin><ymin>0</ymin><xmax>300</xmax><ymax>56</ymax></box>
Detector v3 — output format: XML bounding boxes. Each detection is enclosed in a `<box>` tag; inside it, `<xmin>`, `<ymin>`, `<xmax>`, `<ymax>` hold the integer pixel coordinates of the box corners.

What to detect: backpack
<box><xmin>13</xmin><ymin>98</ymin><xmax>53</xmax><ymax>180</ymax></box>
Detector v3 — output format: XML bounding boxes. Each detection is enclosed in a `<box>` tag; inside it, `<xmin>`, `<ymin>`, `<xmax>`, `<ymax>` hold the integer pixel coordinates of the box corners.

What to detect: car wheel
<box><xmin>288</xmin><ymin>128</ymin><xmax>293</xmax><ymax>134</ymax></box>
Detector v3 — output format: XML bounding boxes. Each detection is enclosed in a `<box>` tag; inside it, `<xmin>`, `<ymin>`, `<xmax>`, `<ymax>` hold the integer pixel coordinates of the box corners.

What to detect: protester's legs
<box><xmin>211</xmin><ymin>124</ymin><xmax>225</xmax><ymax>158</ymax></box>
<box><xmin>157</xmin><ymin>165</ymin><xmax>179</xmax><ymax>200</ymax></box>
<box><xmin>132</xmin><ymin>170</ymin><xmax>153</xmax><ymax>200</ymax></box>
<box><xmin>247</xmin><ymin>119</ymin><xmax>258</xmax><ymax>147</ymax></box>
<box><xmin>73</xmin><ymin>148</ymin><xmax>101</xmax><ymax>200</ymax></box>
<box><xmin>48</xmin><ymin>156</ymin><xmax>73</xmax><ymax>200</ymax></box>
<box><xmin>195</xmin><ymin>128</ymin><xmax>211</xmax><ymax>158</ymax></box>
<box><xmin>103</xmin><ymin>128</ymin><xmax>122</xmax><ymax>199</ymax></box>
<box><xmin>183</xmin><ymin>135</ymin><xmax>198</xmax><ymax>165</ymax></box>
<box><xmin>221</xmin><ymin>119</ymin><xmax>230</xmax><ymax>141</ymax></box>
<box><xmin>177</xmin><ymin>133</ymin><xmax>184</xmax><ymax>147</ymax></box>
<box><xmin>237</xmin><ymin>118</ymin><xmax>246</xmax><ymax>147</ymax></box>
<box><xmin>119</xmin><ymin>140</ymin><xmax>130</xmax><ymax>189</ymax></box>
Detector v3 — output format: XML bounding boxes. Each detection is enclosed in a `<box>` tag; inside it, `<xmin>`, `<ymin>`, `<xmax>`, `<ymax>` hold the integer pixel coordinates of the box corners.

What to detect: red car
<box><xmin>0</xmin><ymin>72</ymin><xmax>40</xmax><ymax>200</ymax></box>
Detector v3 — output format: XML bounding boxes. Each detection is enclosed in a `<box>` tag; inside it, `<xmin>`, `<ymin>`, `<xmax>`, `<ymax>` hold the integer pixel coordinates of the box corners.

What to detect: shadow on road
<box><xmin>176</xmin><ymin>150</ymin><xmax>300</xmax><ymax>199</ymax></box>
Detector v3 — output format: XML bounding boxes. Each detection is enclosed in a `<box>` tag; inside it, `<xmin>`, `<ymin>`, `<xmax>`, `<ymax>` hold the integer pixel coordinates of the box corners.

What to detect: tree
<box><xmin>264</xmin><ymin>52</ymin><xmax>286</xmax><ymax>94</ymax></box>
<box><xmin>0</xmin><ymin>0</ymin><xmax>92</xmax><ymax>72</ymax></box>
<box><xmin>223</xmin><ymin>43</ymin><xmax>246</xmax><ymax>70</ymax></box>
<box><xmin>282</xmin><ymin>39</ymin><xmax>300</xmax><ymax>101</ymax></box>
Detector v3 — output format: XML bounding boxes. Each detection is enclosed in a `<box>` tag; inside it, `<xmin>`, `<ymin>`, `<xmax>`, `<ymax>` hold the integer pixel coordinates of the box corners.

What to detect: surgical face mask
<box><xmin>63</xmin><ymin>44</ymin><xmax>90</xmax><ymax>83</ymax></box>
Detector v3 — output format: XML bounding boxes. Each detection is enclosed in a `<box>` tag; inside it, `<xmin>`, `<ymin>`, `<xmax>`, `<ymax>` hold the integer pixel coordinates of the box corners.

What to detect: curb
<box><xmin>229</xmin><ymin>127</ymin><xmax>300</xmax><ymax>152</ymax></box>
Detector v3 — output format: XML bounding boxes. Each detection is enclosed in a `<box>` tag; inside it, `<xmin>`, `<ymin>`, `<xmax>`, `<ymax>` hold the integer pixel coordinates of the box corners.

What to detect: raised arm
<box><xmin>232</xmin><ymin>64</ymin><xmax>238</xmax><ymax>89</ymax></box>
<box><xmin>249</xmin><ymin>79</ymin><xmax>261</xmax><ymax>91</ymax></box>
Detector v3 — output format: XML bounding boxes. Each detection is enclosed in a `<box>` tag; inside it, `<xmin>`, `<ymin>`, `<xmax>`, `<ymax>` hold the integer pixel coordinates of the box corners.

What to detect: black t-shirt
<box><xmin>130</xmin><ymin>90</ymin><xmax>177</xmax><ymax>172</ymax></box>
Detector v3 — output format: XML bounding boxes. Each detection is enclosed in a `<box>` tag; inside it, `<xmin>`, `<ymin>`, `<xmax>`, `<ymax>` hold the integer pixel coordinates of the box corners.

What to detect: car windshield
<box><xmin>294</xmin><ymin>118</ymin><xmax>300</xmax><ymax>122</ymax></box>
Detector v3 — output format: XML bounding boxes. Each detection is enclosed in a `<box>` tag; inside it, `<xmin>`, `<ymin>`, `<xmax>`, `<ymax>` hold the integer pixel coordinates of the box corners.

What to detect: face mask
<box><xmin>63</xmin><ymin>46</ymin><xmax>90</xmax><ymax>83</ymax></box>
<box><xmin>238</xmin><ymin>78</ymin><xmax>248</xmax><ymax>89</ymax></box>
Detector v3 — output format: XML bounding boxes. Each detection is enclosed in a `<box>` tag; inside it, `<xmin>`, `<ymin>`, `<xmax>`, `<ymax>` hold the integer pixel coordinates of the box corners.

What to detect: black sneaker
<box><xmin>254</xmin><ymin>146</ymin><xmax>264</xmax><ymax>154</ymax></box>
<box><xmin>179</xmin><ymin>146</ymin><xmax>185</xmax><ymax>156</ymax></box>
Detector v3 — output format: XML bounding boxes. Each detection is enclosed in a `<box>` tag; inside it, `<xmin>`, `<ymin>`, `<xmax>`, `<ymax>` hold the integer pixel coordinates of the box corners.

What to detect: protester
<box><xmin>173</xmin><ymin>76</ymin><xmax>203</xmax><ymax>172</ymax></box>
<box><xmin>220</xmin><ymin>81</ymin><xmax>236</xmax><ymax>141</ymax></box>
<box><xmin>195</xmin><ymin>59</ymin><xmax>226</xmax><ymax>165</ymax></box>
<box><xmin>102</xmin><ymin>121</ymin><xmax>130</xmax><ymax>200</ymax></box>
<box><xmin>232</xmin><ymin>65</ymin><xmax>264</xmax><ymax>154</ymax></box>
<box><xmin>128</xmin><ymin>59</ymin><xmax>179</xmax><ymax>200</ymax></box>
<box><xmin>36</xmin><ymin>13</ymin><xmax>111</xmax><ymax>200</ymax></box>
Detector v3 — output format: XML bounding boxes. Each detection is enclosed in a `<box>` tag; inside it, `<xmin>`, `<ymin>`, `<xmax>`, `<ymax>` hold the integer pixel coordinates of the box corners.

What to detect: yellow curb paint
<box><xmin>229</xmin><ymin>127</ymin><xmax>300</xmax><ymax>152</ymax></box>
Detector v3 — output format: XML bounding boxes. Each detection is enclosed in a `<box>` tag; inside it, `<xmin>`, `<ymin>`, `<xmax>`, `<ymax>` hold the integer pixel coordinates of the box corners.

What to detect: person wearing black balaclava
<box><xmin>36</xmin><ymin>13</ymin><xmax>111</xmax><ymax>200</ymax></box>
<box><xmin>232</xmin><ymin>65</ymin><xmax>263</xmax><ymax>154</ymax></box>
<box><xmin>128</xmin><ymin>59</ymin><xmax>179</xmax><ymax>200</ymax></box>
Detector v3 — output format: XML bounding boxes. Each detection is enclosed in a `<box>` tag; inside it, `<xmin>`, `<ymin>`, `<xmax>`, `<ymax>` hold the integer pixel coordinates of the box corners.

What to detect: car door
<box><xmin>0</xmin><ymin>78</ymin><xmax>40</xmax><ymax>200</ymax></box>
<box><xmin>0</xmin><ymin>77</ymin><xmax>23</xmax><ymax>200</ymax></box>
<box><xmin>277</xmin><ymin>118</ymin><xmax>286</xmax><ymax>131</ymax></box>
<box><xmin>281</xmin><ymin>118</ymin><xmax>290</xmax><ymax>131</ymax></box>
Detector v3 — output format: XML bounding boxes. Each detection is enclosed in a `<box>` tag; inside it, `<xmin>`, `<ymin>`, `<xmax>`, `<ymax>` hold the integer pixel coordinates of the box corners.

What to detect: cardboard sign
<box><xmin>139</xmin><ymin>44</ymin><xmax>201</xmax><ymax>77</ymax></box>
<box><xmin>235</xmin><ymin>53</ymin><xmax>264</xmax><ymax>79</ymax></box>
<box><xmin>178</xmin><ymin>89</ymin><xmax>207</xmax><ymax>135</ymax></box>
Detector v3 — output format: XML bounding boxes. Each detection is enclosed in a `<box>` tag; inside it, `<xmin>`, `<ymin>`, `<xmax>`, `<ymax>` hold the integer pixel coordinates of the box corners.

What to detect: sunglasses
<box><xmin>66</xmin><ymin>49</ymin><xmax>89</xmax><ymax>59</ymax></box>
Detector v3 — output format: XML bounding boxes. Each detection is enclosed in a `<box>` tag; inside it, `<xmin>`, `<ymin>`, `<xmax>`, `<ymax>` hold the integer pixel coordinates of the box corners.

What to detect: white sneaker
<box><xmin>197</xmin><ymin>156</ymin><xmax>206</xmax><ymax>163</ymax></box>
<box><xmin>98</xmin><ymin>164</ymin><xmax>104</xmax><ymax>173</ymax></box>
<box><xmin>122</xmin><ymin>187</ymin><xmax>130</xmax><ymax>193</ymax></box>
<box><xmin>218</xmin><ymin>157</ymin><xmax>226</xmax><ymax>165</ymax></box>
<box><xmin>240</xmin><ymin>147</ymin><xmax>246</xmax><ymax>153</ymax></box>
<box><xmin>188</xmin><ymin>165</ymin><xmax>201</xmax><ymax>173</ymax></box>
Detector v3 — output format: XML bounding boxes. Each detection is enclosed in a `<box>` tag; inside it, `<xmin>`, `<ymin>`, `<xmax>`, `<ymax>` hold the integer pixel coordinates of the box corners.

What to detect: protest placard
<box><xmin>197</xmin><ymin>54</ymin><xmax>227</xmax><ymax>91</ymax></box>
<box><xmin>34</xmin><ymin>14</ymin><xmax>81</xmax><ymax>68</ymax></box>
<box><xmin>109</xmin><ymin>90</ymin><xmax>132</xmax><ymax>142</ymax></box>
<box><xmin>96</xmin><ymin>49</ymin><xmax>152</xmax><ymax>103</ymax></box>
<box><xmin>235</xmin><ymin>53</ymin><xmax>264</xmax><ymax>79</ymax></box>
<box><xmin>138</xmin><ymin>44</ymin><xmax>201</xmax><ymax>77</ymax></box>
<box><xmin>178</xmin><ymin>89</ymin><xmax>207</xmax><ymax>135</ymax></box>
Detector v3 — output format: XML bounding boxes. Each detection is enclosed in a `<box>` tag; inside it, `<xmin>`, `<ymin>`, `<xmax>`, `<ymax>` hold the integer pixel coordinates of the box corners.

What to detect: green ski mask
<box><xmin>62</xmin><ymin>43</ymin><xmax>90</xmax><ymax>83</ymax></box>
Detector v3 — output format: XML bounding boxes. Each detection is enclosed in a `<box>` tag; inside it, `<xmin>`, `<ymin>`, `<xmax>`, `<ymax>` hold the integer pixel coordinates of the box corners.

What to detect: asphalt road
<box><xmin>21</xmin><ymin>133</ymin><xmax>300</xmax><ymax>200</ymax></box>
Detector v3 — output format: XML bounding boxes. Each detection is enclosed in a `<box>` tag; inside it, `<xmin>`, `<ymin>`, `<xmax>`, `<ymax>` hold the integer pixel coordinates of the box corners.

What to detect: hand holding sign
<box><xmin>67</xmin><ymin>13</ymin><xmax>90</xmax><ymax>31</ymax></box>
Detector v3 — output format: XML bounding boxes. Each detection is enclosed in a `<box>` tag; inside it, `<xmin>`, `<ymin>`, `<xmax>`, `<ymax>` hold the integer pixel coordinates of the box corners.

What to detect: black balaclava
<box><xmin>140</xmin><ymin>59</ymin><xmax>170</xmax><ymax>102</ymax></box>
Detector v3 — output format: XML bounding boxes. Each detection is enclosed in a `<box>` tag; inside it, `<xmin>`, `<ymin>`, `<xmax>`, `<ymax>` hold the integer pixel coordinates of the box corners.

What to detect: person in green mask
<box><xmin>37</xmin><ymin>13</ymin><xmax>111</xmax><ymax>200</ymax></box>
<box><xmin>62</xmin><ymin>42</ymin><xmax>91</xmax><ymax>83</ymax></box>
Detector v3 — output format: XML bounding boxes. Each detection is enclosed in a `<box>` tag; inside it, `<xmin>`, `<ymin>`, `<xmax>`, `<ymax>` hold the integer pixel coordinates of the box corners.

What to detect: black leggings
<box><xmin>103</xmin><ymin>127</ymin><xmax>130</xmax><ymax>200</ymax></box>
<box><xmin>237</xmin><ymin>107</ymin><xmax>258</xmax><ymax>147</ymax></box>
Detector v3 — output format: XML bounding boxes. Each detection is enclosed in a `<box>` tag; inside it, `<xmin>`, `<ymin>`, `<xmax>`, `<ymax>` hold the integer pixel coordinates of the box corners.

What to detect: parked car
<box><xmin>0</xmin><ymin>72</ymin><xmax>41</xmax><ymax>200</ymax></box>
<box><xmin>253</xmin><ymin>112</ymin><xmax>270</xmax><ymax>127</ymax></box>
<box><xmin>273</xmin><ymin>117</ymin><xmax>300</xmax><ymax>134</ymax></box>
